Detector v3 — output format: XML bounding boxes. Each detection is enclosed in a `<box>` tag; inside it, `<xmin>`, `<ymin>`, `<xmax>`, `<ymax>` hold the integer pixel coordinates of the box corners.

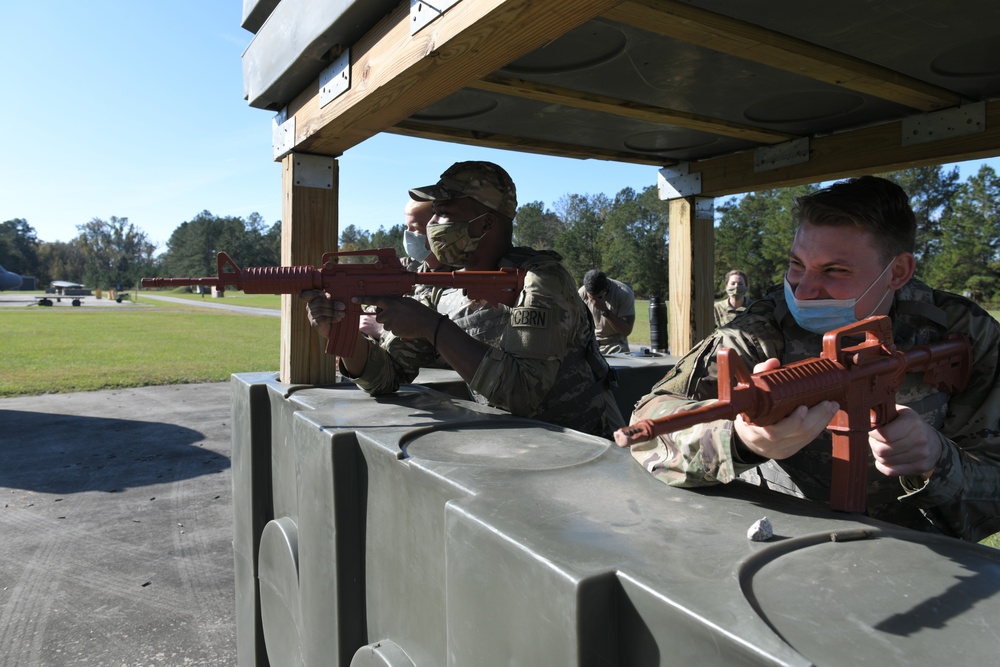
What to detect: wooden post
<box><xmin>668</xmin><ymin>197</ymin><xmax>714</xmax><ymax>356</ymax></box>
<box><xmin>280</xmin><ymin>152</ymin><xmax>340</xmax><ymax>385</ymax></box>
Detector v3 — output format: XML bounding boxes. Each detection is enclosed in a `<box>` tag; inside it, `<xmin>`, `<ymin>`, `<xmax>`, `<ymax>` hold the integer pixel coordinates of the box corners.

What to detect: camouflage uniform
<box><xmin>346</xmin><ymin>160</ymin><xmax>624</xmax><ymax>439</ymax></box>
<box><xmin>348</xmin><ymin>247</ymin><xmax>624</xmax><ymax>438</ymax></box>
<box><xmin>629</xmin><ymin>278</ymin><xmax>1000</xmax><ymax>541</ymax></box>
<box><xmin>713</xmin><ymin>297</ymin><xmax>752</xmax><ymax>328</ymax></box>
<box><xmin>578</xmin><ymin>278</ymin><xmax>635</xmax><ymax>354</ymax></box>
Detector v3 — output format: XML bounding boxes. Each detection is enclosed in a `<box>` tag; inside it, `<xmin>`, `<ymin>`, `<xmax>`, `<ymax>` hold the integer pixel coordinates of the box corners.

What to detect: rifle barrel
<box><xmin>615</xmin><ymin>401</ymin><xmax>739</xmax><ymax>447</ymax></box>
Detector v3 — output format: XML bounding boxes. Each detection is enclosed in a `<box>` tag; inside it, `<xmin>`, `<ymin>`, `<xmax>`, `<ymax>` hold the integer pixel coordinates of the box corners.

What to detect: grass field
<box><xmin>1</xmin><ymin>294</ymin><xmax>279</xmax><ymax>397</ymax></box>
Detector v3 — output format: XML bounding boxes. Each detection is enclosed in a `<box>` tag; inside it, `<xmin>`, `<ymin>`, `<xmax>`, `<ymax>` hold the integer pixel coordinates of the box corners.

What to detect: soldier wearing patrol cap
<box><xmin>302</xmin><ymin>161</ymin><xmax>624</xmax><ymax>439</ymax></box>
<box><xmin>622</xmin><ymin>175</ymin><xmax>1000</xmax><ymax>542</ymax></box>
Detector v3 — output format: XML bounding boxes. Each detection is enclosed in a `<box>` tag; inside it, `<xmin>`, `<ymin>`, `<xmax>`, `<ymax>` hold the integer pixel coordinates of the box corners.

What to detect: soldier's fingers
<box><xmin>736</xmin><ymin>401</ymin><xmax>837</xmax><ymax>459</ymax></box>
<box><xmin>751</xmin><ymin>357</ymin><xmax>781</xmax><ymax>374</ymax></box>
<box><xmin>799</xmin><ymin>400</ymin><xmax>840</xmax><ymax>435</ymax></box>
<box><xmin>362</xmin><ymin>296</ymin><xmax>402</xmax><ymax>310</ymax></box>
<box><xmin>299</xmin><ymin>289</ymin><xmax>327</xmax><ymax>303</ymax></box>
<box><xmin>870</xmin><ymin>405</ymin><xmax>919</xmax><ymax>444</ymax></box>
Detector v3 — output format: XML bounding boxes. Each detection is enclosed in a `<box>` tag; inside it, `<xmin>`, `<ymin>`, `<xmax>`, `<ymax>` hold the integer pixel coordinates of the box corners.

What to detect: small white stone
<box><xmin>747</xmin><ymin>517</ymin><xmax>773</xmax><ymax>542</ymax></box>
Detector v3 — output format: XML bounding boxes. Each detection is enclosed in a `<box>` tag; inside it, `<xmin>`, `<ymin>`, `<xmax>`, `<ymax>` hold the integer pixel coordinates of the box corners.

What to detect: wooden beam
<box><xmin>287</xmin><ymin>0</ymin><xmax>627</xmax><ymax>158</ymax></box>
<box><xmin>603</xmin><ymin>0</ymin><xmax>962</xmax><ymax>112</ymax></box>
<box><xmin>667</xmin><ymin>197</ymin><xmax>714</xmax><ymax>356</ymax></box>
<box><xmin>389</xmin><ymin>120</ymin><xmax>678</xmax><ymax>167</ymax></box>
<box><xmin>280</xmin><ymin>153</ymin><xmax>340</xmax><ymax>385</ymax></box>
<box><xmin>692</xmin><ymin>99</ymin><xmax>1000</xmax><ymax>197</ymax></box>
<box><xmin>469</xmin><ymin>74</ymin><xmax>794</xmax><ymax>144</ymax></box>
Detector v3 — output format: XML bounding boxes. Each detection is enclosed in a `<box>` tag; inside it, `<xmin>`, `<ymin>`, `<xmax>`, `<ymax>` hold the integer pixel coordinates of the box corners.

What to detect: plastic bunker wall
<box><xmin>231</xmin><ymin>362</ymin><xmax>1000</xmax><ymax>667</ymax></box>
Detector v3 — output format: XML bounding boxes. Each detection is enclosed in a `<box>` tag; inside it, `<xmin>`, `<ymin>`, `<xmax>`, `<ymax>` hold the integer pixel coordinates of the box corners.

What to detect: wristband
<box><xmin>432</xmin><ymin>314</ymin><xmax>448</xmax><ymax>348</ymax></box>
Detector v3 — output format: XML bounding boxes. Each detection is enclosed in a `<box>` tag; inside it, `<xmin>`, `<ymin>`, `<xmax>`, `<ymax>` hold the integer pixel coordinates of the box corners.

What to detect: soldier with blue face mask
<box><xmin>622</xmin><ymin>175</ymin><xmax>1000</xmax><ymax>542</ymax></box>
<box><xmin>400</xmin><ymin>199</ymin><xmax>450</xmax><ymax>272</ymax></box>
<box><xmin>360</xmin><ymin>200</ymin><xmax>455</xmax><ymax>340</ymax></box>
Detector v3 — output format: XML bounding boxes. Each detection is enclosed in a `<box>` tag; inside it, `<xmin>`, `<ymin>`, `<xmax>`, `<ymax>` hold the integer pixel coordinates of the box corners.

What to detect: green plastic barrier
<box><xmin>231</xmin><ymin>363</ymin><xmax>1000</xmax><ymax>666</ymax></box>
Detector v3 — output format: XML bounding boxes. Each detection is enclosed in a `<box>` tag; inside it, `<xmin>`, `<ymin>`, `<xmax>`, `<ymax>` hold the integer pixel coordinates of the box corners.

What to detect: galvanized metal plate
<box><xmin>319</xmin><ymin>49</ymin><xmax>350</xmax><ymax>109</ymax></box>
<box><xmin>410</xmin><ymin>0</ymin><xmax>462</xmax><ymax>35</ymax></box>
<box><xmin>272</xmin><ymin>108</ymin><xmax>294</xmax><ymax>159</ymax></box>
<box><xmin>292</xmin><ymin>154</ymin><xmax>335</xmax><ymax>189</ymax></box>
<box><xmin>901</xmin><ymin>101</ymin><xmax>986</xmax><ymax>146</ymax></box>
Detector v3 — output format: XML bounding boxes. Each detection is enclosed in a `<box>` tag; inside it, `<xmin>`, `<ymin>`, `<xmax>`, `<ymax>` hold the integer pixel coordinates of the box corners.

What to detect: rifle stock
<box><xmin>616</xmin><ymin>316</ymin><xmax>972</xmax><ymax>512</ymax></box>
<box><xmin>142</xmin><ymin>249</ymin><xmax>526</xmax><ymax>357</ymax></box>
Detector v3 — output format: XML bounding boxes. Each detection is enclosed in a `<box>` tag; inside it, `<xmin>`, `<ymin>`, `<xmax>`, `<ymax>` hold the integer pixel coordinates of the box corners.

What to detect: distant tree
<box><xmin>554</xmin><ymin>193</ymin><xmax>608</xmax><ymax>284</ymax></box>
<box><xmin>230</xmin><ymin>212</ymin><xmax>280</xmax><ymax>268</ymax></box>
<box><xmin>36</xmin><ymin>241</ymin><xmax>87</xmax><ymax>286</ymax></box>
<box><xmin>513</xmin><ymin>201</ymin><xmax>564</xmax><ymax>251</ymax></box>
<box><xmin>371</xmin><ymin>224</ymin><xmax>406</xmax><ymax>258</ymax></box>
<box><xmin>74</xmin><ymin>216</ymin><xmax>157</xmax><ymax>289</ymax></box>
<box><xmin>715</xmin><ymin>185</ymin><xmax>813</xmax><ymax>297</ymax></box>
<box><xmin>266</xmin><ymin>220</ymin><xmax>281</xmax><ymax>263</ymax></box>
<box><xmin>0</xmin><ymin>218</ymin><xmax>40</xmax><ymax>275</ymax></box>
<box><xmin>163</xmin><ymin>211</ymin><xmax>227</xmax><ymax>277</ymax></box>
<box><xmin>337</xmin><ymin>224</ymin><xmax>373</xmax><ymax>263</ymax></box>
<box><xmin>601</xmin><ymin>186</ymin><xmax>669</xmax><ymax>298</ymax></box>
<box><xmin>923</xmin><ymin>165</ymin><xmax>1000</xmax><ymax>301</ymax></box>
<box><xmin>878</xmin><ymin>165</ymin><xmax>960</xmax><ymax>265</ymax></box>
<box><xmin>161</xmin><ymin>211</ymin><xmax>278</xmax><ymax>278</ymax></box>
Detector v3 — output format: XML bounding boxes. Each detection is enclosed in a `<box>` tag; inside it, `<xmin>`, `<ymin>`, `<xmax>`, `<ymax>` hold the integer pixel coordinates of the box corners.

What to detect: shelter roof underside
<box><xmin>241</xmin><ymin>0</ymin><xmax>1000</xmax><ymax>196</ymax></box>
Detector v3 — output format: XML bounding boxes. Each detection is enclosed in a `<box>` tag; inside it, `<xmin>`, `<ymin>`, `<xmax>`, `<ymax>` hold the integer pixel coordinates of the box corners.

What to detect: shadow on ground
<box><xmin>0</xmin><ymin>410</ymin><xmax>230</xmax><ymax>494</ymax></box>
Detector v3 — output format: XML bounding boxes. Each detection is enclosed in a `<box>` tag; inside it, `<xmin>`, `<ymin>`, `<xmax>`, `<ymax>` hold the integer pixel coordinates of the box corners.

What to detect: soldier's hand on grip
<box><xmin>732</xmin><ymin>358</ymin><xmax>840</xmax><ymax>460</ymax></box>
<box><xmin>869</xmin><ymin>405</ymin><xmax>942</xmax><ymax>479</ymax></box>
<box><xmin>300</xmin><ymin>289</ymin><xmax>346</xmax><ymax>339</ymax></box>
<box><xmin>365</xmin><ymin>296</ymin><xmax>440</xmax><ymax>342</ymax></box>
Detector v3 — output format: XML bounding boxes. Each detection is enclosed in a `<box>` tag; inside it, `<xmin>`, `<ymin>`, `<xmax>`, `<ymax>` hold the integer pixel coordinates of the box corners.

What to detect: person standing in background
<box><xmin>714</xmin><ymin>269</ymin><xmax>752</xmax><ymax>327</ymax></box>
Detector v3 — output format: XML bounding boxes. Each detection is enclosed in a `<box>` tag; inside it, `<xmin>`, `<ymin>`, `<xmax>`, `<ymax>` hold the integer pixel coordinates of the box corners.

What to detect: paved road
<box><xmin>0</xmin><ymin>383</ymin><xmax>238</xmax><ymax>666</ymax></box>
<box><xmin>0</xmin><ymin>293</ymin><xmax>138</xmax><ymax>309</ymax></box>
<box><xmin>140</xmin><ymin>294</ymin><xmax>280</xmax><ymax>317</ymax></box>
<box><xmin>0</xmin><ymin>292</ymin><xmax>279</xmax><ymax>317</ymax></box>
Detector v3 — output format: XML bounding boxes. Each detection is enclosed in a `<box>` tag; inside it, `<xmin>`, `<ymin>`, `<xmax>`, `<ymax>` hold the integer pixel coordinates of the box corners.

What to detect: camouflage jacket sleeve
<box><xmin>629</xmin><ymin>308</ymin><xmax>785</xmax><ymax>486</ymax></box>
<box><xmin>895</xmin><ymin>303</ymin><xmax>1000</xmax><ymax>541</ymax></box>
<box><xmin>347</xmin><ymin>256</ymin><xmax>584</xmax><ymax>417</ymax></box>
<box><xmin>345</xmin><ymin>295</ymin><xmax>443</xmax><ymax>395</ymax></box>
<box><xmin>467</xmin><ymin>259</ymin><xmax>580</xmax><ymax>417</ymax></box>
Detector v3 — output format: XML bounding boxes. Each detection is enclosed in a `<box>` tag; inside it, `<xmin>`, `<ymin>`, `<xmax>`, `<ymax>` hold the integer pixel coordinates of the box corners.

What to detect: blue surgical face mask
<box><xmin>784</xmin><ymin>260</ymin><xmax>895</xmax><ymax>334</ymax></box>
<box><xmin>403</xmin><ymin>230</ymin><xmax>432</xmax><ymax>263</ymax></box>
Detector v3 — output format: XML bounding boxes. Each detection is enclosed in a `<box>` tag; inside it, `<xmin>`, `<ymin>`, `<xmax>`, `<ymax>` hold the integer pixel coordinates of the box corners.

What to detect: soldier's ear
<box><xmin>889</xmin><ymin>253</ymin><xmax>915</xmax><ymax>289</ymax></box>
<box><xmin>481</xmin><ymin>212</ymin><xmax>496</xmax><ymax>232</ymax></box>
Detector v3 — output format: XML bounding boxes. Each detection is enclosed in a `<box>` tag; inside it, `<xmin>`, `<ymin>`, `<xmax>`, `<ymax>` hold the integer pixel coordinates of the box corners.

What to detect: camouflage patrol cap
<box><xmin>409</xmin><ymin>161</ymin><xmax>517</xmax><ymax>219</ymax></box>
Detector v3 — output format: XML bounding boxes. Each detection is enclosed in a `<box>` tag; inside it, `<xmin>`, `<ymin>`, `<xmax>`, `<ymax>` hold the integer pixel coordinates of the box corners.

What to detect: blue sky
<box><xmin>2</xmin><ymin>2</ymin><xmax>996</xmax><ymax>254</ymax></box>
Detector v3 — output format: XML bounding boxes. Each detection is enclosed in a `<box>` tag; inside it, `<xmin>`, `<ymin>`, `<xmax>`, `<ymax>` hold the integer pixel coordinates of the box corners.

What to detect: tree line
<box><xmin>2</xmin><ymin>164</ymin><xmax>997</xmax><ymax>305</ymax></box>
<box><xmin>0</xmin><ymin>212</ymin><xmax>281</xmax><ymax>290</ymax></box>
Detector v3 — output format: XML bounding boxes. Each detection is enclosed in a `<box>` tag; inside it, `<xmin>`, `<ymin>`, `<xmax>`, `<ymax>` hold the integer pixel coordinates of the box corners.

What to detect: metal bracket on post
<box><xmin>754</xmin><ymin>137</ymin><xmax>810</xmax><ymax>173</ymax></box>
<box><xmin>410</xmin><ymin>0</ymin><xmax>462</xmax><ymax>35</ymax></box>
<box><xmin>694</xmin><ymin>197</ymin><xmax>714</xmax><ymax>221</ymax></box>
<box><xmin>657</xmin><ymin>163</ymin><xmax>702</xmax><ymax>200</ymax></box>
<box><xmin>292</xmin><ymin>154</ymin><xmax>335</xmax><ymax>190</ymax></box>
<box><xmin>319</xmin><ymin>49</ymin><xmax>350</xmax><ymax>109</ymax></box>
<box><xmin>901</xmin><ymin>102</ymin><xmax>986</xmax><ymax>146</ymax></box>
<box><xmin>272</xmin><ymin>108</ymin><xmax>295</xmax><ymax>160</ymax></box>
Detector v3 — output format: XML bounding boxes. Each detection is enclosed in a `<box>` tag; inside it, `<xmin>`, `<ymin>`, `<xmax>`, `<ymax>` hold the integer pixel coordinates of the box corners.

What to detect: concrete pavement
<box><xmin>0</xmin><ymin>293</ymin><xmax>140</xmax><ymax>309</ymax></box>
<box><xmin>0</xmin><ymin>292</ymin><xmax>279</xmax><ymax>317</ymax></box>
<box><xmin>0</xmin><ymin>382</ymin><xmax>238</xmax><ymax>666</ymax></box>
